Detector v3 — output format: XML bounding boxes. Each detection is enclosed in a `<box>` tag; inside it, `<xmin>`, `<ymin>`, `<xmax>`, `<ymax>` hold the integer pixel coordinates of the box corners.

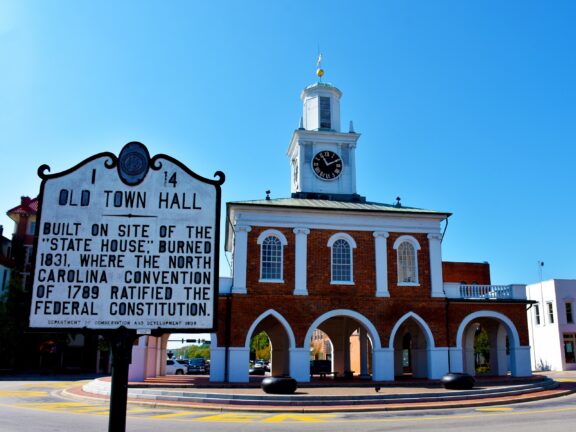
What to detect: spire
<box><xmin>316</xmin><ymin>52</ymin><xmax>324</xmax><ymax>81</ymax></box>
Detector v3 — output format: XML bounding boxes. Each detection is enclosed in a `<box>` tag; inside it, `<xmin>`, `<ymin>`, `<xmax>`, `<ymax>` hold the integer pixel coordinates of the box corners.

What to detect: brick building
<box><xmin>131</xmin><ymin>71</ymin><xmax>532</xmax><ymax>382</ymax></box>
<box><xmin>7</xmin><ymin>196</ymin><xmax>38</xmax><ymax>290</ymax></box>
<box><xmin>4</xmin><ymin>196</ymin><xmax>101</xmax><ymax>372</ymax></box>
<box><xmin>0</xmin><ymin>225</ymin><xmax>13</xmax><ymax>295</ymax></box>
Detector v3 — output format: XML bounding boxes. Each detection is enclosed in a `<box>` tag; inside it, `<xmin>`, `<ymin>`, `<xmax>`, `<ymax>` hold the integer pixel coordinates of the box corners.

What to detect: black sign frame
<box><xmin>29</xmin><ymin>141</ymin><xmax>225</xmax><ymax>335</ymax></box>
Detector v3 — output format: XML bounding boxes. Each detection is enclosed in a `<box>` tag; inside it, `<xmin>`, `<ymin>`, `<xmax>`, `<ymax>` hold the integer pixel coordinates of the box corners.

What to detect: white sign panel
<box><xmin>30</xmin><ymin>142</ymin><xmax>224</xmax><ymax>331</ymax></box>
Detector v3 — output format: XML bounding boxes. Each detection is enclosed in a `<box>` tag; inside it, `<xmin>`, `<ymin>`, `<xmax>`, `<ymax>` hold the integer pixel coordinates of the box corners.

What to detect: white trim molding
<box><xmin>393</xmin><ymin>235</ymin><xmax>420</xmax><ymax>286</ymax></box>
<box><xmin>388</xmin><ymin>311</ymin><xmax>436</xmax><ymax>349</ymax></box>
<box><xmin>257</xmin><ymin>229</ymin><xmax>288</xmax><ymax>245</ymax></box>
<box><xmin>244</xmin><ymin>309</ymin><xmax>296</xmax><ymax>350</ymax></box>
<box><xmin>327</xmin><ymin>233</ymin><xmax>357</xmax><ymax>285</ymax></box>
<box><xmin>327</xmin><ymin>232</ymin><xmax>357</xmax><ymax>248</ymax></box>
<box><xmin>304</xmin><ymin>309</ymin><xmax>382</xmax><ymax>349</ymax></box>
<box><xmin>393</xmin><ymin>235</ymin><xmax>421</xmax><ymax>251</ymax></box>
<box><xmin>293</xmin><ymin>227</ymin><xmax>310</xmax><ymax>295</ymax></box>
<box><xmin>232</xmin><ymin>224</ymin><xmax>251</xmax><ymax>294</ymax></box>
<box><xmin>373</xmin><ymin>231</ymin><xmax>390</xmax><ymax>297</ymax></box>
<box><xmin>427</xmin><ymin>233</ymin><xmax>444</xmax><ymax>298</ymax></box>
<box><xmin>257</xmin><ymin>229</ymin><xmax>287</xmax><ymax>283</ymax></box>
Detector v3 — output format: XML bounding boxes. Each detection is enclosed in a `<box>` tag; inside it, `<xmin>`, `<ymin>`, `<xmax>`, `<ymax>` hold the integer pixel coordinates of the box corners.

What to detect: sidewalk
<box><xmin>63</xmin><ymin>372</ymin><xmax>576</xmax><ymax>412</ymax></box>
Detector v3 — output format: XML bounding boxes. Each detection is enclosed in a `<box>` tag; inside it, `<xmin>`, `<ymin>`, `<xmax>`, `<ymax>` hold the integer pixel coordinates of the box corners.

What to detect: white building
<box><xmin>526</xmin><ymin>279</ymin><xmax>576</xmax><ymax>371</ymax></box>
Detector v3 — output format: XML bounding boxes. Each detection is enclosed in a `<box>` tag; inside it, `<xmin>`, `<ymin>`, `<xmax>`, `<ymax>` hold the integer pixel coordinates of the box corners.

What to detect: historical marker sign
<box><xmin>30</xmin><ymin>142</ymin><xmax>224</xmax><ymax>332</ymax></box>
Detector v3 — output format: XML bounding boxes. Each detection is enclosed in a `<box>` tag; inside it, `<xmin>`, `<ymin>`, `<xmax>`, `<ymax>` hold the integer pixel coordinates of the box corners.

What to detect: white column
<box><xmin>428</xmin><ymin>347</ymin><xmax>450</xmax><ymax>379</ymax></box>
<box><xmin>373</xmin><ymin>231</ymin><xmax>390</xmax><ymax>297</ymax></box>
<box><xmin>349</xmin><ymin>143</ymin><xmax>357</xmax><ymax>193</ymax></box>
<box><xmin>290</xmin><ymin>348</ymin><xmax>311</xmax><ymax>382</ymax></box>
<box><xmin>209</xmin><ymin>346</ymin><xmax>226</xmax><ymax>382</ymax></box>
<box><xmin>228</xmin><ymin>347</ymin><xmax>250</xmax><ymax>382</ymax></box>
<box><xmin>144</xmin><ymin>337</ymin><xmax>160</xmax><ymax>379</ymax></box>
<box><xmin>293</xmin><ymin>227</ymin><xmax>310</xmax><ymax>295</ymax></box>
<box><xmin>428</xmin><ymin>233</ymin><xmax>445</xmax><ymax>298</ymax></box>
<box><xmin>128</xmin><ymin>336</ymin><xmax>147</xmax><ymax>382</ymax></box>
<box><xmin>359</xmin><ymin>327</ymin><xmax>369</xmax><ymax>378</ymax></box>
<box><xmin>449</xmin><ymin>348</ymin><xmax>464</xmax><ymax>373</ymax></box>
<box><xmin>158</xmin><ymin>334</ymin><xmax>169</xmax><ymax>376</ymax></box>
<box><xmin>343</xmin><ymin>332</ymin><xmax>351</xmax><ymax>374</ymax></box>
<box><xmin>496</xmin><ymin>325</ymin><xmax>509</xmax><ymax>376</ymax></box>
<box><xmin>510</xmin><ymin>346</ymin><xmax>532</xmax><ymax>377</ymax></box>
<box><xmin>232</xmin><ymin>225</ymin><xmax>251</xmax><ymax>294</ymax></box>
<box><xmin>372</xmin><ymin>348</ymin><xmax>394</xmax><ymax>381</ymax></box>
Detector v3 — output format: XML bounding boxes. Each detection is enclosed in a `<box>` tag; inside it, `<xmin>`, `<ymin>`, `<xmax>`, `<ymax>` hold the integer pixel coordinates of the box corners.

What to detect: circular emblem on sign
<box><xmin>118</xmin><ymin>142</ymin><xmax>150</xmax><ymax>185</ymax></box>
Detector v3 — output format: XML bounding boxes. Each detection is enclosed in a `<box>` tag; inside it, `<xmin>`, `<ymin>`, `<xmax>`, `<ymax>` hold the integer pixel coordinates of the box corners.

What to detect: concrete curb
<box><xmin>60</xmin><ymin>377</ymin><xmax>576</xmax><ymax>413</ymax></box>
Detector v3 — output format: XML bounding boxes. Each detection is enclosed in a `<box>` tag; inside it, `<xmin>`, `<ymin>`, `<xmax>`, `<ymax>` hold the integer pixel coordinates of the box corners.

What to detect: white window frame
<box><xmin>564</xmin><ymin>333</ymin><xmax>576</xmax><ymax>364</ymax></box>
<box><xmin>565</xmin><ymin>301</ymin><xmax>574</xmax><ymax>324</ymax></box>
<box><xmin>547</xmin><ymin>301</ymin><xmax>555</xmax><ymax>325</ymax></box>
<box><xmin>257</xmin><ymin>229</ymin><xmax>287</xmax><ymax>283</ymax></box>
<box><xmin>534</xmin><ymin>303</ymin><xmax>541</xmax><ymax>326</ymax></box>
<box><xmin>393</xmin><ymin>235</ymin><xmax>421</xmax><ymax>286</ymax></box>
<box><xmin>327</xmin><ymin>233</ymin><xmax>357</xmax><ymax>285</ymax></box>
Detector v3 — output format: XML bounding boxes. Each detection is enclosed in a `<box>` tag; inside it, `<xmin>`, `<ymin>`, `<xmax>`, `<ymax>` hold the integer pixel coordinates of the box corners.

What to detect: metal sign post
<box><xmin>29</xmin><ymin>142</ymin><xmax>224</xmax><ymax>432</ymax></box>
<box><xmin>108</xmin><ymin>328</ymin><xmax>137</xmax><ymax>432</ymax></box>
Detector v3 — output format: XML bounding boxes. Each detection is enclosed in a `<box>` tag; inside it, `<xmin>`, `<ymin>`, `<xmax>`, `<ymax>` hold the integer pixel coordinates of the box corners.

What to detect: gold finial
<box><xmin>316</xmin><ymin>52</ymin><xmax>324</xmax><ymax>79</ymax></box>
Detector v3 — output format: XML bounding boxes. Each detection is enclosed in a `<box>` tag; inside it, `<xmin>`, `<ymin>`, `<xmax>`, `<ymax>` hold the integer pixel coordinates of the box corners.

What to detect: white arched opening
<box><xmin>389</xmin><ymin>312</ymin><xmax>437</xmax><ymax>379</ymax></box>
<box><xmin>303</xmin><ymin>309</ymin><xmax>385</xmax><ymax>381</ymax></box>
<box><xmin>454</xmin><ymin>310</ymin><xmax>530</xmax><ymax>377</ymax></box>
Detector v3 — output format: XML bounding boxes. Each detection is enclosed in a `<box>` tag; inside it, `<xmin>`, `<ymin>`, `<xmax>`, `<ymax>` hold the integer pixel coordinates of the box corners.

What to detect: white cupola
<box><xmin>287</xmin><ymin>60</ymin><xmax>364</xmax><ymax>202</ymax></box>
<box><xmin>301</xmin><ymin>83</ymin><xmax>342</xmax><ymax>132</ymax></box>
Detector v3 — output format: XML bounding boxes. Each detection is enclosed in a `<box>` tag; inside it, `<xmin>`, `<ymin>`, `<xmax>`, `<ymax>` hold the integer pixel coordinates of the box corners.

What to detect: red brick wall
<box><xmin>306</xmin><ymin>230</ymin><xmax>376</xmax><ymax>296</ymax></box>
<box><xmin>446</xmin><ymin>302</ymin><xmax>529</xmax><ymax>346</ymax></box>
<box><xmin>217</xmin><ymin>228</ymin><xmax>528</xmax><ymax>350</ymax></box>
<box><xmin>245</xmin><ymin>229</ymin><xmax>431</xmax><ymax>298</ymax></box>
<box><xmin>245</xmin><ymin>227</ymin><xmax>295</xmax><ymax>296</ymax></box>
<box><xmin>387</xmin><ymin>233</ymin><xmax>431</xmax><ymax>300</ymax></box>
<box><xmin>442</xmin><ymin>262</ymin><xmax>491</xmax><ymax>285</ymax></box>
<box><xmin>217</xmin><ymin>296</ymin><xmax>529</xmax><ymax>348</ymax></box>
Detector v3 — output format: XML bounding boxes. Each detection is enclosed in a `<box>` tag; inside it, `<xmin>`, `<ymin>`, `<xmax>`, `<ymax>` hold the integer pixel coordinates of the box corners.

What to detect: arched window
<box><xmin>261</xmin><ymin>236</ymin><xmax>282</xmax><ymax>280</ymax></box>
<box><xmin>328</xmin><ymin>233</ymin><xmax>356</xmax><ymax>284</ymax></box>
<box><xmin>393</xmin><ymin>236</ymin><xmax>420</xmax><ymax>285</ymax></box>
<box><xmin>257</xmin><ymin>230</ymin><xmax>287</xmax><ymax>282</ymax></box>
<box><xmin>332</xmin><ymin>239</ymin><xmax>351</xmax><ymax>282</ymax></box>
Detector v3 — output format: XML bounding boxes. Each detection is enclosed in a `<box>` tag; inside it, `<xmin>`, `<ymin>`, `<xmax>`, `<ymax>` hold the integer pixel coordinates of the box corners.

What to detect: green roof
<box><xmin>304</xmin><ymin>81</ymin><xmax>338</xmax><ymax>91</ymax></box>
<box><xmin>228</xmin><ymin>198</ymin><xmax>451</xmax><ymax>217</ymax></box>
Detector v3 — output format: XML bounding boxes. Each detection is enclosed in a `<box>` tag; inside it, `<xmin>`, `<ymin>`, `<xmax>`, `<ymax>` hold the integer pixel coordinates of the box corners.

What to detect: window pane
<box><xmin>332</xmin><ymin>239</ymin><xmax>351</xmax><ymax>282</ymax></box>
<box><xmin>261</xmin><ymin>236</ymin><xmax>282</xmax><ymax>280</ymax></box>
<box><xmin>398</xmin><ymin>242</ymin><xmax>417</xmax><ymax>283</ymax></box>
<box><xmin>320</xmin><ymin>96</ymin><xmax>331</xmax><ymax>129</ymax></box>
<box><xmin>564</xmin><ymin>334</ymin><xmax>576</xmax><ymax>363</ymax></box>
<box><xmin>547</xmin><ymin>302</ymin><xmax>555</xmax><ymax>324</ymax></box>
<box><xmin>566</xmin><ymin>303</ymin><xmax>574</xmax><ymax>324</ymax></box>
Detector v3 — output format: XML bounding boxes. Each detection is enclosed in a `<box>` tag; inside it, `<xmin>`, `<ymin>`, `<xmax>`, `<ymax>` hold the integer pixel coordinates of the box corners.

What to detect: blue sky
<box><xmin>1</xmin><ymin>0</ymin><xmax>575</xmax><ymax>287</ymax></box>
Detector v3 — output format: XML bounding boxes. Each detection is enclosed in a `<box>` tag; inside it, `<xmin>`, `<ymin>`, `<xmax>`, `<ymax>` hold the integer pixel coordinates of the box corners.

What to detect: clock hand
<box><xmin>325</xmin><ymin>158</ymin><xmax>340</xmax><ymax>166</ymax></box>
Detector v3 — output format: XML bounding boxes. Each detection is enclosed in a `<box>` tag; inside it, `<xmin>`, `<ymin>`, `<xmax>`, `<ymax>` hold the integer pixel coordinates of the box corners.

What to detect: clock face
<box><xmin>312</xmin><ymin>150</ymin><xmax>343</xmax><ymax>180</ymax></box>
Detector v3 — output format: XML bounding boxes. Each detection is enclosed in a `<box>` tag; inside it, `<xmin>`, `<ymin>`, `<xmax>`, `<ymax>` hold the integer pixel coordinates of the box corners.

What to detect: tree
<box><xmin>174</xmin><ymin>344</ymin><xmax>210</xmax><ymax>360</ymax></box>
<box><xmin>250</xmin><ymin>331</ymin><xmax>270</xmax><ymax>361</ymax></box>
<box><xmin>474</xmin><ymin>328</ymin><xmax>491</xmax><ymax>373</ymax></box>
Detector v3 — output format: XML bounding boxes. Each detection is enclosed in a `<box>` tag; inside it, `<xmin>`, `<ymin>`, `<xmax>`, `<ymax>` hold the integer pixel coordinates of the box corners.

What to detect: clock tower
<box><xmin>287</xmin><ymin>64</ymin><xmax>364</xmax><ymax>202</ymax></box>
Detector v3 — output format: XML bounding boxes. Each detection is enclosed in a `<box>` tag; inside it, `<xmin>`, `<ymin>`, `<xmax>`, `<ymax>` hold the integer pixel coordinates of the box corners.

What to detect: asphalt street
<box><xmin>1</xmin><ymin>378</ymin><xmax>576</xmax><ymax>432</ymax></box>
